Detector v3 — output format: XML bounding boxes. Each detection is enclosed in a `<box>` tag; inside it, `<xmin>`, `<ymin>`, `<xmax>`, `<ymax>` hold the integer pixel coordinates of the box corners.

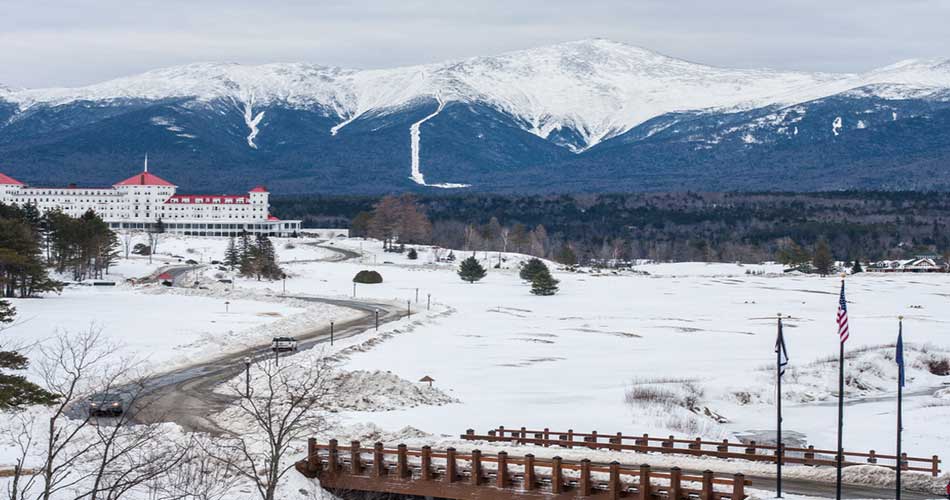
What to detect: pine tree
<box><xmin>530</xmin><ymin>268</ymin><xmax>560</xmax><ymax>296</ymax></box>
<box><xmin>458</xmin><ymin>255</ymin><xmax>487</xmax><ymax>283</ymax></box>
<box><xmin>519</xmin><ymin>258</ymin><xmax>548</xmax><ymax>282</ymax></box>
<box><xmin>812</xmin><ymin>239</ymin><xmax>835</xmax><ymax>276</ymax></box>
<box><xmin>851</xmin><ymin>258</ymin><xmax>863</xmax><ymax>274</ymax></box>
<box><xmin>0</xmin><ymin>300</ymin><xmax>58</xmax><ymax>409</ymax></box>
<box><xmin>224</xmin><ymin>237</ymin><xmax>240</xmax><ymax>270</ymax></box>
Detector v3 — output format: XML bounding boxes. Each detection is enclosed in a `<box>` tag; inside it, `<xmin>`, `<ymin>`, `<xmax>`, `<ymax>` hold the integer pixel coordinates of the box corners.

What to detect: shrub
<box><xmin>132</xmin><ymin>243</ymin><xmax>150</xmax><ymax>256</ymax></box>
<box><xmin>519</xmin><ymin>258</ymin><xmax>548</xmax><ymax>282</ymax></box>
<box><xmin>353</xmin><ymin>270</ymin><xmax>383</xmax><ymax>284</ymax></box>
<box><xmin>407</xmin><ymin>248</ymin><xmax>418</xmax><ymax>260</ymax></box>
<box><xmin>928</xmin><ymin>357</ymin><xmax>950</xmax><ymax>376</ymax></box>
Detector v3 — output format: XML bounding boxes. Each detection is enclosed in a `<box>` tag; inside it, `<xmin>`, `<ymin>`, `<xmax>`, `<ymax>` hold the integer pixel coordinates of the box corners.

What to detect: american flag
<box><xmin>837</xmin><ymin>281</ymin><xmax>850</xmax><ymax>343</ymax></box>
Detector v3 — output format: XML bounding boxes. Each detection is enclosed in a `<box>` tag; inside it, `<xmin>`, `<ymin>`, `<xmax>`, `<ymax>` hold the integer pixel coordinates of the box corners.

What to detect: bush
<box><xmin>353</xmin><ymin>270</ymin><xmax>383</xmax><ymax>284</ymax></box>
<box><xmin>132</xmin><ymin>243</ymin><xmax>150</xmax><ymax>256</ymax></box>
<box><xmin>519</xmin><ymin>258</ymin><xmax>548</xmax><ymax>282</ymax></box>
<box><xmin>407</xmin><ymin>248</ymin><xmax>418</xmax><ymax>260</ymax></box>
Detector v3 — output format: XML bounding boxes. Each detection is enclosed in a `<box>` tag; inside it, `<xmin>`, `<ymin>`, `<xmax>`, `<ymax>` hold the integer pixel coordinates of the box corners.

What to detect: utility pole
<box><xmin>415</xmin><ymin>288</ymin><xmax>419</xmax><ymax>304</ymax></box>
<box><xmin>330</xmin><ymin>321</ymin><xmax>335</xmax><ymax>346</ymax></box>
<box><xmin>427</xmin><ymin>293</ymin><xmax>431</xmax><ymax>311</ymax></box>
<box><xmin>375</xmin><ymin>309</ymin><xmax>379</xmax><ymax>331</ymax></box>
<box><xmin>407</xmin><ymin>300</ymin><xmax>411</xmax><ymax>319</ymax></box>
<box><xmin>225</xmin><ymin>301</ymin><xmax>230</xmax><ymax>313</ymax></box>
<box><xmin>353</xmin><ymin>282</ymin><xmax>356</xmax><ymax>298</ymax></box>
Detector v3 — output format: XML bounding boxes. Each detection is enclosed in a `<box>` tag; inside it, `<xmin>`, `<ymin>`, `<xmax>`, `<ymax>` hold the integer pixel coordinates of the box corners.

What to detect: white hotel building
<box><xmin>0</xmin><ymin>166</ymin><xmax>301</xmax><ymax>237</ymax></box>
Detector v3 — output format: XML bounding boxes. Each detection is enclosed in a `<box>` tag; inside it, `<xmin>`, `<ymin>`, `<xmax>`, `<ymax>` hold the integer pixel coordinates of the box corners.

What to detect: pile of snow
<box><xmin>330</xmin><ymin>370</ymin><xmax>458</xmax><ymax>412</ymax></box>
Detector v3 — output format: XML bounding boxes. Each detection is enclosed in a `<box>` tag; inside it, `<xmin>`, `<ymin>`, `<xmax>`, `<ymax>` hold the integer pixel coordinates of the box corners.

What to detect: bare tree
<box><xmin>207</xmin><ymin>356</ymin><xmax>334</xmax><ymax>500</ymax></box>
<box><xmin>147</xmin><ymin>232</ymin><xmax>161</xmax><ymax>265</ymax></box>
<box><xmin>120</xmin><ymin>232</ymin><xmax>134</xmax><ymax>260</ymax></box>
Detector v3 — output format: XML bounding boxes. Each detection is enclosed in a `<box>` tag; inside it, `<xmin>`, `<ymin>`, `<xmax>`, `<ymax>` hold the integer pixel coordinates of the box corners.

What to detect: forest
<box><xmin>271</xmin><ymin>191</ymin><xmax>950</xmax><ymax>265</ymax></box>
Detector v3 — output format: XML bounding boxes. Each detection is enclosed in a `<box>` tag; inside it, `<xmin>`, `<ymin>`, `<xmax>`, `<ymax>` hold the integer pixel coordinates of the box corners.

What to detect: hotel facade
<box><xmin>0</xmin><ymin>166</ymin><xmax>301</xmax><ymax>237</ymax></box>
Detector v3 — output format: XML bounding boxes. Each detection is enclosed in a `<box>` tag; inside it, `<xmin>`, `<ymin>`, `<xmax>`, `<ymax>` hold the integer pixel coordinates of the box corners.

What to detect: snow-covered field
<box><xmin>2</xmin><ymin>234</ymin><xmax>948</xmax><ymax>498</ymax></box>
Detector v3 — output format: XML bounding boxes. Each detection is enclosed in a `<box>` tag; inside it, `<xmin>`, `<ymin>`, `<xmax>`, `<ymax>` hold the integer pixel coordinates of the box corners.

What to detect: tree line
<box><xmin>273</xmin><ymin>191</ymin><xmax>950</xmax><ymax>265</ymax></box>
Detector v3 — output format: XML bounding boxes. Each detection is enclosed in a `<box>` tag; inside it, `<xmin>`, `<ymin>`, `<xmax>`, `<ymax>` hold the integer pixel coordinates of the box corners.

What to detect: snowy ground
<box><xmin>2</xmin><ymin>234</ymin><xmax>948</xmax><ymax>498</ymax></box>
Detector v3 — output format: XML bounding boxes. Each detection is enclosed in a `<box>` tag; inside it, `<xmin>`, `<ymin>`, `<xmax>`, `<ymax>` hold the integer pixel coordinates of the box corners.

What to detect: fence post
<box><xmin>445</xmin><ymin>448</ymin><xmax>457</xmax><ymax>483</ymax></box>
<box><xmin>579</xmin><ymin>459</ymin><xmax>592</xmax><ymax>496</ymax></box>
<box><xmin>867</xmin><ymin>450</ymin><xmax>877</xmax><ymax>464</ymax></box>
<box><xmin>497</xmin><ymin>451</ymin><xmax>508</xmax><ymax>488</ymax></box>
<box><xmin>638</xmin><ymin>464</ymin><xmax>651</xmax><ymax>500</ymax></box>
<box><xmin>932</xmin><ymin>455</ymin><xmax>940</xmax><ymax>477</ymax></box>
<box><xmin>307</xmin><ymin>438</ymin><xmax>320</xmax><ymax>473</ymax></box>
<box><xmin>638</xmin><ymin>433</ymin><xmax>649</xmax><ymax>452</ymax></box>
<box><xmin>420</xmin><ymin>446</ymin><xmax>432</xmax><ymax>481</ymax></box>
<box><xmin>520</xmin><ymin>426</ymin><xmax>527</xmax><ymax>445</ymax></box>
<box><xmin>669</xmin><ymin>467</ymin><xmax>682</xmax><ymax>500</ymax></box>
<box><xmin>551</xmin><ymin>456</ymin><xmax>563</xmax><ymax>493</ymax></box>
<box><xmin>589</xmin><ymin>430</ymin><xmax>599</xmax><ymax>449</ymax></box>
<box><xmin>899</xmin><ymin>452</ymin><xmax>908</xmax><ymax>471</ymax></box>
<box><xmin>662</xmin><ymin>435</ymin><xmax>674</xmax><ymax>449</ymax></box>
<box><xmin>488</xmin><ymin>429</ymin><xmax>497</xmax><ymax>441</ymax></box>
<box><xmin>524</xmin><ymin>454</ymin><xmax>536</xmax><ymax>490</ymax></box>
<box><xmin>373</xmin><ymin>442</ymin><xmax>385</xmax><ymax>478</ymax></box>
<box><xmin>608</xmin><ymin>462</ymin><xmax>622</xmax><ymax>500</ymax></box>
<box><xmin>328</xmin><ymin>439</ymin><xmax>339</xmax><ymax>475</ymax></box>
<box><xmin>701</xmin><ymin>470</ymin><xmax>714</xmax><ymax>500</ymax></box>
<box><xmin>567</xmin><ymin>429</ymin><xmax>575</xmax><ymax>449</ymax></box>
<box><xmin>543</xmin><ymin>428</ymin><xmax>550</xmax><ymax>447</ymax></box>
<box><xmin>804</xmin><ymin>445</ymin><xmax>815</xmax><ymax>464</ymax></box>
<box><xmin>745</xmin><ymin>440</ymin><xmax>756</xmax><ymax>456</ymax></box>
<box><xmin>470</xmin><ymin>449</ymin><xmax>482</xmax><ymax>486</ymax></box>
<box><xmin>397</xmin><ymin>444</ymin><xmax>409</xmax><ymax>479</ymax></box>
<box><xmin>717</xmin><ymin>439</ymin><xmax>729</xmax><ymax>458</ymax></box>
<box><xmin>689</xmin><ymin>438</ymin><xmax>702</xmax><ymax>453</ymax></box>
<box><xmin>465</xmin><ymin>429</ymin><xmax>475</xmax><ymax>438</ymax></box>
<box><xmin>350</xmin><ymin>440</ymin><xmax>362</xmax><ymax>474</ymax></box>
<box><xmin>498</xmin><ymin>425</ymin><xmax>506</xmax><ymax>439</ymax></box>
<box><xmin>733</xmin><ymin>473</ymin><xmax>746</xmax><ymax>499</ymax></box>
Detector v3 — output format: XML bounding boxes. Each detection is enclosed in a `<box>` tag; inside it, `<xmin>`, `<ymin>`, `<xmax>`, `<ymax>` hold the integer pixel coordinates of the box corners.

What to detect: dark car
<box><xmin>88</xmin><ymin>393</ymin><xmax>126</xmax><ymax>417</ymax></box>
<box><xmin>185</xmin><ymin>259</ymin><xmax>199</xmax><ymax>265</ymax></box>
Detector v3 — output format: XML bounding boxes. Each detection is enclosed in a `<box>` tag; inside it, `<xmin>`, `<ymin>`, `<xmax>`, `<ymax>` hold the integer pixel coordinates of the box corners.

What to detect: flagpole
<box><xmin>776</xmin><ymin>313</ymin><xmax>784</xmax><ymax>498</ymax></box>
<box><xmin>896</xmin><ymin>316</ymin><xmax>904</xmax><ymax>500</ymax></box>
<box><xmin>835</xmin><ymin>276</ymin><xmax>846</xmax><ymax>500</ymax></box>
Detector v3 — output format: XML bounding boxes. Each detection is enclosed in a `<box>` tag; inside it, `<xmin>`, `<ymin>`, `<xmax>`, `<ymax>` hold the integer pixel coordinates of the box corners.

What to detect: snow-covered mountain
<box><xmin>2</xmin><ymin>39</ymin><xmax>950</xmax><ymax>193</ymax></box>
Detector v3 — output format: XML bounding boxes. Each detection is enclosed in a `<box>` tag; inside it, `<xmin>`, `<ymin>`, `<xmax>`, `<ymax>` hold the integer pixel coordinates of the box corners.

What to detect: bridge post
<box><xmin>520</xmin><ymin>426</ymin><xmax>527</xmax><ymax>445</ymax></box>
<box><xmin>498</xmin><ymin>426</ymin><xmax>506</xmax><ymax>439</ymax></box>
<box><xmin>551</xmin><ymin>456</ymin><xmax>563</xmax><ymax>493</ymax></box>
<box><xmin>567</xmin><ymin>429</ymin><xmax>574</xmax><ymax>449</ymax></box>
<box><xmin>867</xmin><ymin>449</ymin><xmax>877</xmax><ymax>464</ymax></box>
<box><xmin>611</xmin><ymin>432</ymin><xmax>623</xmax><ymax>451</ymax></box>
<box><xmin>608</xmin><ymin>461</ymin><xmax>621</xmax><ymax>500</ymax></box>
<box><xmin>543</xmin><ymin>428</ymin><xmax>550</xmax><ymax>447</ymax></box>
<box><xmin>663</xmin><ymin>435</ymin><xmax>674</xmax><ymax>449</ymax></box>
<box><xmin>328</xmin><ymin>439</ymin><xmax>339</xmax><ymax>475</ymax></box>
<box><xmin>397</xmin><ymin>444</ymin><xmax>410</xmax><ymax>479</ymax></box>
<box><xmin>745</xmin><ymin>440</ymin><xmax>756</xmax><ymax>456</ymax></box>
<box><xmin>804</xmin><ymin>445</ymin><xmax>815</xmax><ymax>464</ymax></box>
<box><xmin>488</xmin><ymin>429</ymin><xmax>497</xmax><ymax>441</ymax></box>
<box><xmin>732</xmin><ymin>473</ymin><xmax>745</xmax><ymax>499</ymax></box>
<box><xmin>717</xmin><ymin>439</ymin><xmax>729</xmax><ymax>458</ymax></box>
<box><xmin>373</xmin><ymin>442</ymin><xmax>385</xmax><ymax>478</ymax></box>
<box><xmin>589</xmin><ymin>430</ymin><xmax>599</xmax><ymax>449</ymax></box>
<box><xmin>637</xmin><ymin>433</ymin><xmax>649</xmax><ymax>452</ymax></box>
<box><xmin>350</xmin><ymin>440</ymin><xmax>362</xmax><ymax>474</ymax></box>
<box><xmin>701</xmin><ymin>470</ymin><xmax>714</xmax><ymax>500</ymax></box>
<box><xmin>421</xmin><ymin>446</ymin><xmax>432</xmax><ymax>481</ymax></box>
<box><xmin>496</xmin><ymin>451</ymin><xmax>508</xmax><ymax>488</ymax></box>
<box><xmin>524</xmin><ymin>454</ymin><xmax>536</xmax><ymax>490</ymax></box>
<box><xmin>579</xmin><ymin>459</ymin><xmax>592</xmax><ymax>496</ymax></box>
<box><xmin>470</xmin><ymin>449</ymin><xmax>482</xmax><ymax>486</ymax></box>
<box><xmin>445</xmin><ymin>448</ymin><xmax>457</xmax><ymax>483</ymax></box>
<box><xmin>669</xmin><ymin>467</ymin><xmax>682</xmax><ymax>500</ymax></box>
<box><xmin>900</xmin><ymin>452</ymin><xmax>908</xmax><ymax>471</ymax></box>
<box><xmin>689</xmin><ymin>437</ymin><xmax>702</xmax><ymax>454</ymax></box>
<box><xmin>932</xmin><ymin>455</ymin><xmax>940</xmax><ymax>477</ymax></box>
<box><xmin>638</xmin><ymin>464</ymin><xmax>651</xmax><ymax>500</ymax></box>
<box><xmin>307</xmin><ymin>438</ymin><xmax>320</xmax><ymax>473</ymax></box>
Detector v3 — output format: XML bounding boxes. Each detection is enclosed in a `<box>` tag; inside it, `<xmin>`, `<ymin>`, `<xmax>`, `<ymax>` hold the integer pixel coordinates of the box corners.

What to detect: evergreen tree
<box><xmin>519</xmin><ymin>258</ymin><xmax>548</xmax><ymax>282</ymax></box>
<box><xmin>0</xmin><ymin>300</ymin><xmax>58</xmax><ymax>409</ymax></box>
<box><xmin>555</xmin><ymin>244</ymin><xmax>577</xmax><ymax>266</ymax></box>
<box><xmin>812</xmin><ymin>239</ymin><xmax>835</xmax><ymax>276</ymax></box>
<box><xmin>530</xmin><ymin>268</ymin><xmax>560</xmax><ymax>296</ymax></box>
<box><xmin>224</xmin><ymin>236</ymin><xmax>240</xmax><ymax>270</ymax></box>
<box><xmin>458</xmin><ymin>255</ymin><xmax>487</xmax><ymax>283</ymax></box>
<box><xmin>851</xmin><ymin>258</ymin><xmax>864</xmax><ymax>274</ymax></box>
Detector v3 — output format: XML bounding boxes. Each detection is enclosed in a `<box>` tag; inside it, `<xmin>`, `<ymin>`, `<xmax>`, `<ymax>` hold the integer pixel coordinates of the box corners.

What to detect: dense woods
<box><xmin>273</xmin><ymin>192</ymin><xmax>950</xmax><ymax>265</ymax></box>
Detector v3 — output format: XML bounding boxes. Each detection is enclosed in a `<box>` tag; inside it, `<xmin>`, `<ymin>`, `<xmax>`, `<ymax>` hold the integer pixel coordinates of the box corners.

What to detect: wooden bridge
<box><xmin>296</xmin><ymin>438</ymin><xmax>750</xmax><ymax>499</ymax></box>
<box><xmin>462</xmin><ymin>427</ymin><xmax>942</xmax><ymax>477</ymax></box>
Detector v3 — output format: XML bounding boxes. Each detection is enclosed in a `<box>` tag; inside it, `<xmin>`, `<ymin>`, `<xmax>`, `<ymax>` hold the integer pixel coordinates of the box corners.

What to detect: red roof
<box><xmin>115</xmin><ymin>171</ymin><xmax>175</xmax><ymax>187</ymax></box>
<box><xmin>267</xmin><ymin>215</ymin><xmax>280</xmax><ymax>221</ymax></box>
<box><xmin>249</xmin><ymin>186</ymin><xmax>268</xmax><ymax>193</ymax></box>
<box><xmin>0</xmin><ymin>173</ymin><xmax>24</xmax><ymax>186</ymax></box>
<box><xmin>157</xmin><ymin>272</ymin><xmax>173</xmax><ymax>280</ymax></box>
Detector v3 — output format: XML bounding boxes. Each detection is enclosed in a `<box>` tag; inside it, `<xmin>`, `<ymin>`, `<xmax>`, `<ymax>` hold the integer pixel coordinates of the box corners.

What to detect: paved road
<box><xmin>134</xmin><ymin>296</ymin><xmax>404</xmax><ymax>433</ymax></box>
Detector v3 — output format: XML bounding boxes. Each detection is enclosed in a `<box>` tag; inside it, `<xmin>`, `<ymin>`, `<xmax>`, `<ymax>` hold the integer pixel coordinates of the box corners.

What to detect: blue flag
<box><xmin>896</xmin><ymin>324</ymin><xmax>905</xmax><ymax>388</ymax></box>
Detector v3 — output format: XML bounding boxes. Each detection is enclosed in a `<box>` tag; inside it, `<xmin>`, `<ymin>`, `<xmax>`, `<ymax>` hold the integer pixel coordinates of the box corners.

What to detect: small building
<box><xmin>867</xmin><ymin>256</ymin><xmax>948</xmax><ymax>273</ymax></box>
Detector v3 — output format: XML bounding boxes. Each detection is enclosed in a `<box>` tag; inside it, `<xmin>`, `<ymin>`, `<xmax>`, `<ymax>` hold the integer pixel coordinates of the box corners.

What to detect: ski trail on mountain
<box><xmin>409</xmin><ymin>95</ymin><xmax>470</xmax><ymax>189</ymax></box>
<box><xmin>243</xmin><ymin>101</ymin><xmax>265</xmax><ymax>149</ymax></box>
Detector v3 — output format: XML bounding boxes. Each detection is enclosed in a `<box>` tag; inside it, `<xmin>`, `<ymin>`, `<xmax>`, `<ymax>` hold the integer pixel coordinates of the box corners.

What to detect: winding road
<box><xmin>134</xmin><ymin>242</ymin><xmax>402</xmax><ymax>433</ymax></box>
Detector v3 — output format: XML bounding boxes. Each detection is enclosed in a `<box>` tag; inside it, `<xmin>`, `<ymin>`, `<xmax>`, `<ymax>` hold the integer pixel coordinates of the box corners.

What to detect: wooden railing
<box><xmin>297</xmin><ymin>438</ymin><xmax>751</xmax><ymax>499</ymax></box>
<box><xmin>462</xmin><ymin>427</ymin><xmax>941</xmax><ymax>477</ymax></box>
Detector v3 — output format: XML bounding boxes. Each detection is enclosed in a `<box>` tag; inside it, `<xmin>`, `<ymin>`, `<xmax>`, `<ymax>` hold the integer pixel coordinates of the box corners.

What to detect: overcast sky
<box><xmin>2</xmin><ymin>0</ymin><xmax>948</xmax><ymax>88</ymax></box>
